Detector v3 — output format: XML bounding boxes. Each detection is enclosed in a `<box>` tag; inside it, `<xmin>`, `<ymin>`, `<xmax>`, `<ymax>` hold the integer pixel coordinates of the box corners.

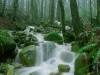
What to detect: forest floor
<box><xmin>0</xmin><ymin>17</ymin><xmax>17</xmax><ymax>30</ymax></box>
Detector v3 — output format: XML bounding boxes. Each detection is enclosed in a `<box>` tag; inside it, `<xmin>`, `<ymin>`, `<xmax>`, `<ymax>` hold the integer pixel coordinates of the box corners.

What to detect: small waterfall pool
<box><xmin>14</xmin><ymin>26</ymin><xmax>76</xmax><ymax>75</ymax></box>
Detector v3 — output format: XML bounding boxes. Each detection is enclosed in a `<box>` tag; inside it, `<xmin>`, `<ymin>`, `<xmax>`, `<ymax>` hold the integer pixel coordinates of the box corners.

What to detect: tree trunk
<box><xmin>31</xmin><ymin>0</ymin><xmax>34</xmax><ymax>21</ymax></box>
<box><xmin>70</xmin><ymin>0</ymin><xmax>83</xmax><ymax>35</ymax></box>
<box><xmin>40</xmin><ymin>0</ymin><xmax>43</xmax><ymax>19</ymax></box>
<box><xmin>96</xmin><ymin>0</ymin><xmax>100</xmax><ymax>24</ymax></box>
<box><xmin>13</xmin><ymin>0</ymin><xmax>18</xmax><ymax>21</ymax></box>
<box><xmin>59</xmin><ymin>0</ymin><xmax>66</xmax><ymax>42</ymax></box>
<box><xmin>1</xmin><ymin>0</ymin><xmax>6</xmax><ymax>17</ymax></box>
<box><xmin>90</xmin><ymin>0</ymin><xmax>92</xmax><ymax>25</ymax></box>
<box><xmin>50</xmin><ymin>0</ymin><xmax>55</xmax><ymax>24</ymax></box>
<box><xmin>56</xmin><ymin>0</ymin><xmax>61</xmax><ymax>21</ymax></box>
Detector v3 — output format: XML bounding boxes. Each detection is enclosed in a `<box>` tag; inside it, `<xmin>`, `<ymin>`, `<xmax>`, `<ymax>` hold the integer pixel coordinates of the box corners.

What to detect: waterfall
<box><xmin>14</xmin><ymin>26</ymin><xmax>75</xmax><ymax>75</ymax></box>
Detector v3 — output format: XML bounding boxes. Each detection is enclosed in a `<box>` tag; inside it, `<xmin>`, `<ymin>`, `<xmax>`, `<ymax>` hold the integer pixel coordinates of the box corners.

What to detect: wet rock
<box><xmin>50</xmin><ymin>72</ymin><xmax>62</xmax><ymax>75</ymax></box>
<box><xmin>60</xmin><ymin>51</ymin><xmax>74</xmax><ymax>63</ymax></box>
<box><xmin>25</xmin><ymin>35</ymin><xmax>39</xmax><ymax>46</ymax></box>
<box><xmin>0</xmin><ymin>30</ymin><xmax>16</xmax><ymax>62</ymax></box>
<box><xmin>44</xmin><ymin>32</ymin><xmax>63</xmax><ymax>44</ymax></box>
<box><xmin>7</xmin><ymin>64</ymin><xmax>14</xmax><ymax>75</ymax></box>
<box><xmin>30</xmin><ymin>71</ymin><xmax>39</xmax><ymax>75</ymax></box>
<box><xmin>75</xmin><ymin>53</ymin><xmax>88</xmax><ymax>75</ymax></box>
<box><xmin>42</xmin><ymin>41</ymin><xmax>56</xmax><ymax>61</ymax></box>
<box><xmin>58</xmin><ymin>64</ymin><xmax>70</xmax><ymax>72</ymax></box>
<box><xmin>19</xmin><ymin>45</ymin><xmax>37</xmax><ymax>67</ymax></box>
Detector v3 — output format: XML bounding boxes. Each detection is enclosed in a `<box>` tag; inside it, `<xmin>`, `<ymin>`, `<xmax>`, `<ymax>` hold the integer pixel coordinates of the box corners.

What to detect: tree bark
<box><xmin>70</xmin><ymin>0</ymin><xmax>83</xmax><ymax>35</ymax></box>
<box><xmin>96</xmin><ymin>0</ymin><xmax>100</xmax><ymax>24</ymax></box>
<box><xmin>59</xmin><ymin>0</ymin><xmax>66</xmax><ymax>42</ymax></box>
<box><xmin>13</xmin><ymin>0</ymin><xmax>18</xmax><ymax>21</ymax></box>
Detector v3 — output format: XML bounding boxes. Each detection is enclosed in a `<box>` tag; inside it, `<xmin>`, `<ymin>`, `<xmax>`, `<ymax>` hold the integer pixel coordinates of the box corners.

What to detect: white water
<box><xmin>14</xmin><ymin>26</ymin><xmax>75</xmax><ymax>75</ymax></box>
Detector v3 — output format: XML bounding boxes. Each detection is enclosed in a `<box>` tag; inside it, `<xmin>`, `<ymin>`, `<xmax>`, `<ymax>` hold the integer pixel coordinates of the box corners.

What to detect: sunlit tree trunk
<box><xmin>59</xmin><ymin>0</ymin><xmax>65</xmax><ymax>42</ymax></box>
<box><xmin>70</xmin><ymin>0</ymin><xmax>83</xmax><ymax>35</ymax></box>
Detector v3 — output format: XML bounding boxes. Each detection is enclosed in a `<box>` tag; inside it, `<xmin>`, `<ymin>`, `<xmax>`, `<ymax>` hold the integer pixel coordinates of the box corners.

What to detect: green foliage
<box><xmin>76</xmin><ymin>30</ymin><xmax>100</xmax><ymax>74</ymax></box>
<box><xmin>0</xmin><ymin>30</ymin><xmax>9</xmax><ymax>45</ymax></box>
<box><xmin>76</xmin><ymin>43</ymin><xmax>97</xmax><ymax>54</ymax></box>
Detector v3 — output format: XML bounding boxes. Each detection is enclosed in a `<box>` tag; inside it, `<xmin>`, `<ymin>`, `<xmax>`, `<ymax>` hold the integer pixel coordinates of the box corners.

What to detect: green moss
<box><xmin>44</xmin><ymin>32</ymin><xmax>63</xmax><ymax>44</ymax></box>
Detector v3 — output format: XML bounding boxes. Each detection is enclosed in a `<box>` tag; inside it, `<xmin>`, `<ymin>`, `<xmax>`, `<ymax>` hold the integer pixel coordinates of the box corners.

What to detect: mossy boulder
<box><xmin>75</xmin><ymin>53</ymin><xmax>88</xmax><ymax>75</ymax></box>
<box><xmin>19</xmin><ymin>45</ymin><xmax>37</xmax><ymax>67</ymax></box>
<box><xmin>0</xmin><ymin>30</ymin><xmax>16</xmax><ymax>62</ymax></box>
<box><xmin>44</xmin><ymin>32</ymin><xmax>63</xmax><ymax>44</ymax></box>
<box><xmin>72</xmin><ymin>41</ymin><xmax>80</xmax><ymax>52</ymax></box>
<box><xmin>58</xmin><ymin>64</ymin><xmax>70</xmax><ymax>72</ymax></box>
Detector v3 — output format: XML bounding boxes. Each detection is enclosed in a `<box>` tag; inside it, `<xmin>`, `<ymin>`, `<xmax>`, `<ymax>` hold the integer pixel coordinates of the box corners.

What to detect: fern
<box><xmin>93</xmin><ymin>48</ymin><xmax>100</xmax><ymax>63</ymax></box>
<box><xmin>76</xmin><ymin>43</ymin><xmax>97</xmax><ymax>55</ymax></box>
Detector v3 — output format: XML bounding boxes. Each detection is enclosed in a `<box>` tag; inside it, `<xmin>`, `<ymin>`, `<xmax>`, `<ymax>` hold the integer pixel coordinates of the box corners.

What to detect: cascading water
<box><xmin>14</xmin><ymin>26</ymin><xmax>75</xmax><ymax>75</ymax></box>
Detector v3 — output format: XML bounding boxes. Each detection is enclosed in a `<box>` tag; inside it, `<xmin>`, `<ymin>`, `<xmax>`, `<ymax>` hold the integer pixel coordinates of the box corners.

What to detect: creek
<box><xmin>14</xmin><ymin>26</ymin><xmax>76</xmax><ymax>75</ymax></box>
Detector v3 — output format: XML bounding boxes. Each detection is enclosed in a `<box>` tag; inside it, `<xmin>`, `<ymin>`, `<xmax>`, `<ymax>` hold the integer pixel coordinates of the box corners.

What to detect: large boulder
<box><xmin>42</xmin><ymin>41</ymin><xmax>56</xmax><ymax>61</ymax></box>
<box><xmin>0</xmin><ymin>30</ymin><xmax>16</xmax><ymax>62</ymax></box>
<box><xmin>58</xmin><ymin>64</ymin><xmax>70</xmax><ymax>72</ymax></box>
<box><xmin>19</xmin><ymin>45</ymin><xmax>37</xmax><ymax>67</ymax></box>
<box><xmin>44</xmin><ymin>32</ymin><xmax>63</xmax><ymax>44</ymax></box>
<box><xmin>75</xmin><ymin>53</ymin><xmax>89</xmax><ymax>75</ymax></box>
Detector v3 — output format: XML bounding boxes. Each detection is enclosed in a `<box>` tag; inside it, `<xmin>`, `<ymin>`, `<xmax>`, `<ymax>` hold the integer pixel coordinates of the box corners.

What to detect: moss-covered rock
<box><xmin>19</xmin><ymin>45</ymin><xmax>37</xmax><ymax>67</ymax></box>
<box><xmin>75</xmin><ymin>53</ymin><xmax>89</xmax><ymax>75</ymax></box>
<box><xmin>25</xmin><ymin>35</ymin><xmax>38</xmax><ymax>46</ymax></box>
<box><xmin>0</xmin><ymin>30</ymin><xmax>16</xmax><ymax>62</ymax></box>
<box><xmin>44</xmin><ymin>32</ymin><xmax>63</xmax><ymax>44</ymax></box>
<box><xmin>58</xmin><ymin>64</ymin><xmax>70</xmax><ymax>72</ymax></box>
<box><xmin>72</xmin><ymin>41</ymin><xmax>80</xmax><ymax>52</ymax></box>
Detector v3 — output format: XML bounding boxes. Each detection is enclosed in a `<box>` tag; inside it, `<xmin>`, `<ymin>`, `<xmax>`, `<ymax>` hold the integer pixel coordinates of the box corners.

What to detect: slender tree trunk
<box><xmin>13</xmin><ymin>0</ymin><xmax>18</xmax><ymax>21</ymax></box>
<box><xmin>31</xmin><ymin>0</ymin><xmax>34</xmax><ymax>21</ymax></box>
<box><xmin>1</xmin><ymin>0</ymin><xmax>6</xmax><ymax>17</ymax></box>
<box><xmin>50</xmin><ymin>0</ymin><xmax>55</xmax><ymax>24</ymax></box>
<box><xmin>96</xmin><ymin>0</ymin><xmax>100</xmax><ymax>24</ymax></box>
<box><xmin>0</xmin><ymin>0</ymin><xmax>2</xmax><ymax>15</ymax></box>
<box><xmin>90</xmin><ymin>0</ymin><xmax>92</xmax><ymax>25</ymax></box>
<box><xmin>56</xmin><ymin>0</ymin><xmax>61</xmax><ymax>21</ymax></box>
<box><xmin>41</xmin><ymin>0</ymin><xmax>43</xmax><ymax>19</ymax></box>
<box><xmin>59</xmin><ymin>0</ymin><xmax>65</xmax><ymax>42</ymax></box>
<box><xmin>70</xmin><ymin>0</ymin><xmax>83</xmax><ymax>35</ymax></box>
